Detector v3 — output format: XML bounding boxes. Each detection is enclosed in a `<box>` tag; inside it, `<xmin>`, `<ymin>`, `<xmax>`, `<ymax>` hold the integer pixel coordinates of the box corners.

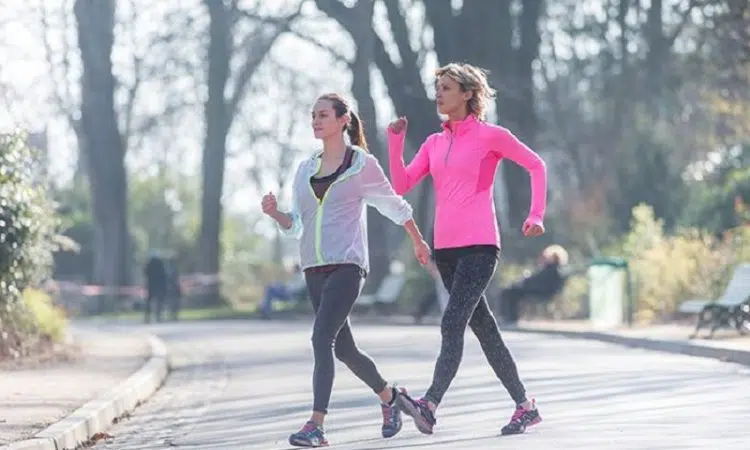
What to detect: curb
<box><xmin>2</xmin><ymin>334</ymin><xmax>170</xmax><ymax>450</ymax></box>
<box><xmin>510</xmin><ymin>325</ymin><xmax>750</xmax><ymax>367</ymax></box>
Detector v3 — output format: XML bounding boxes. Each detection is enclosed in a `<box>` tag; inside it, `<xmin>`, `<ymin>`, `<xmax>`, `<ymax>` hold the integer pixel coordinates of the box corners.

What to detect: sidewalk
<box><xmin>351</xmin><ymin>314</ymin><xmax>750</xmax><ymax>365</ymax></box>
<box><xmin>514</xmin><ymin>319</ymin><xmax>750</xmax><ymax>365</ymax></box>
<box><xmin>0</xmin><ymin>326</ymin><xmax>159</xmax><ymax>448</ymax></box>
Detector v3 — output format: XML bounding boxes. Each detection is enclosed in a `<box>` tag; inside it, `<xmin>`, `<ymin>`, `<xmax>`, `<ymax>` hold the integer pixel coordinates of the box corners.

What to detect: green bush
<box><xmin>0</xmin><ymin>132</ymin><xmax>62</xmax><ymax>358</ymax></box>
<box><xmin>22</xmin><ymin>288</ymin><xmax>68</xmax><ymax>342</ymax></box>
<box><xmin>610</xmin><ymin>203</ymin><xmax>750</xmax><ymax>323</ymax></box>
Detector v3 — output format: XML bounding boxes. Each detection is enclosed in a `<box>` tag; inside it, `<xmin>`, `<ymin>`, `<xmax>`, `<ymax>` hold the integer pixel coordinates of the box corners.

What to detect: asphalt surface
<box><xmin>87</xmin><ymin>319</ymin><xmax>750</xmax><ymax>449</ymax></box>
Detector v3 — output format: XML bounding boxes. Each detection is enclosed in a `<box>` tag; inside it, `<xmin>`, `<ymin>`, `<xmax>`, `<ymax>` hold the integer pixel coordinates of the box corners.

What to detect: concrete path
<box><xmin>0</xmin><ymin>328</ymin><xmax>150</xmax><ymax>446</ymax></box>
<box><xmin>86</xmin><ymin>320</ymin><xmax>750</xmax><ymax>449</ymax></box>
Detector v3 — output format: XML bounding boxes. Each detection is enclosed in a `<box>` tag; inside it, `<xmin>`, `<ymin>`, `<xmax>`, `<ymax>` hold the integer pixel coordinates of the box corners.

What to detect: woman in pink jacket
<box><xmin>388</xmin><ymin>63</ymin><xmax>547</xmax><ymax>436</ymax></box>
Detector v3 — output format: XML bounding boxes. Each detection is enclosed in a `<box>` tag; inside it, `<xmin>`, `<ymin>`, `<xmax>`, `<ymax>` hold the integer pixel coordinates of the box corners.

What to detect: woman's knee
<box><xmin>439</xmin><ymin>312</ymin><xmax>467</xmax><ymax>340</ymax></box>
<box><xmin>333</xmin><ymin>341</ymin><xmax>357</xmax><ymax>362</ymax></box>
<box><xmin>311</xmin><ymin>327</ymin><xmax>335</xmax><ymax>354</ymax></box>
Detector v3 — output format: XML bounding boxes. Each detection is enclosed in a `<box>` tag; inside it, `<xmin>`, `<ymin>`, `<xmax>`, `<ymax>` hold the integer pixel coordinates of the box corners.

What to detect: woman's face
<box><xmin>311</xmin><ymin>99</ymin><xmax>346</xmax><ymax>140</ymax></box>
<box><xmin>435</xmin><ymin>74</ymin><xmax>471</xmax><ymax>117</ymax></box>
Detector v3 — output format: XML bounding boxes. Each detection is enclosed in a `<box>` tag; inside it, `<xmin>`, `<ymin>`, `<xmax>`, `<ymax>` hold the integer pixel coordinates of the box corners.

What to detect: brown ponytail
<box><xmin>317</xmin><ymin>92</ymin><xmax>369</xmax><ymax>152</ymax></box>
<box><xmin>347</xmin><ymin>110</ymin><xmax>368</xmax><ymax>150</ymax></box>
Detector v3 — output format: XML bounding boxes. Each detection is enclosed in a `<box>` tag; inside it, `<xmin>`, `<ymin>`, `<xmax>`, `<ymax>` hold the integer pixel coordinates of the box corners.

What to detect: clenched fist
<box><xmin>522</xmin><ymin>217</ymin><xmax>545</xmax><ymax>237</ymax></box>
<box><xmin>388</xmin><ymin>116</ymin><xmax>408</xmax><ymax>134</ymax></box>
<box><xmin>261</xmin><ymin>192</ymin><xmax>279</xmax><ymax>216</ymax></box>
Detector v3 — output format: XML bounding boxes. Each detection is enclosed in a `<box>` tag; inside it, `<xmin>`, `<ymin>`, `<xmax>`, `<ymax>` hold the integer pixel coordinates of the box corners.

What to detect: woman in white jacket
<box><xmin>261</xmin><ymin>93</ymin><xmax>431</xmax><ymax>448</ymax></box>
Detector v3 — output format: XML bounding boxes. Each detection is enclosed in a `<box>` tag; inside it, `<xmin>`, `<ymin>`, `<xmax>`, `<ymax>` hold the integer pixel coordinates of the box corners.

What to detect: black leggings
<box><xmin>305</xmin><ymin>265</ymin><xmax>389</xmax><ymax>414</ymax></box>
<box><xmin>425</xmin><ymin>250</ymin><xmax>528</xmax><ymax>406</ymax></box>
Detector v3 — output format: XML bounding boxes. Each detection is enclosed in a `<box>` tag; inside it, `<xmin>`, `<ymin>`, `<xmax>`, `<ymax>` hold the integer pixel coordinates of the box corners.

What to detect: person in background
<box><xmin>260</xmin><ymin>264</ymin><xmax>307</xmax><ymax>319</ymax></box>
<box><xmin>165</xmin><ymin>258</ymin><xmax>182</xmax><ymax>321</ymax></box>
<box><xmin>497</xmin><ymin>245</ymin><xmax>569</xmax><ymax>325</ymax></box>
<box><xmin>144</xmin><ymin>252</ymin><xmax>167</xmax><ymax>323</ymax></box>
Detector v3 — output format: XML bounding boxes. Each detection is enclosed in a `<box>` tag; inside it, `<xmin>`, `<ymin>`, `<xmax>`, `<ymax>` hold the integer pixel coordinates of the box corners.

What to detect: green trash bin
<box><xmin>587</xmin><ymin>257</ymin><xmax>632</xmax><ymax>329</ymax></box>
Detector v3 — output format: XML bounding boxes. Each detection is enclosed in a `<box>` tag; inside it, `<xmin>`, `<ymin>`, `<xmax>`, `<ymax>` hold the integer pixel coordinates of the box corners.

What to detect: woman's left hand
<box><xmin>522</xmin><ymin>218</ymin><xmax>545</xmax><ymax>237</ymax></box>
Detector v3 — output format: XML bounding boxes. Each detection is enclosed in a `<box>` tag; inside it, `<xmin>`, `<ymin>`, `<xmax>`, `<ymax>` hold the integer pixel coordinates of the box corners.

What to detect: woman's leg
<box><xmin>325</xmin><ymin>268</ymin><xmax>389</xmax><ymax>395</ymax></box>
<box><xmin>321</xmin><ymin>267</ymin><xmax>402</xmax><ymax>437</ymax></box>
<box><xmin>291</xmin><ymin>266</ymin><xmax>402</xmax><ymax>446</ymax></box>
<box><xmin>307</xmin><ymin>268</ymin><xmax>365</xmax><ymax>418</ymax></box>
<box><xmin>398</xmin><ymin>252</ymin><xmax>496</xmax><ymax>435</ymax></box>
<box><xmin>468</xmin><ymin>295</ymin><xmax>527</xmax><ymax>404</ymax></box>
<box><xmin>468</xmin><ymin>294</ymin><xmax>541</xmax><ymax>434</ymax></box>
<box><xmin>424</xmin><ymin>252</ymin><xmax>497</xmax><ymax>406</ymax></box>
<box><xmin>288</xmin><ymin>271</ymin><xmax>330</xmax><ymax>447</ymax></box>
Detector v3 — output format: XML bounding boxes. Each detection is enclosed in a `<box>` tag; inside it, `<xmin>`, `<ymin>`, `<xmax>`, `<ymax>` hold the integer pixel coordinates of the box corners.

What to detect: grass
<box><xmin>23</xmin><ymin>288</ymin><xmax>68</xmax><ymax>342</ymax></box>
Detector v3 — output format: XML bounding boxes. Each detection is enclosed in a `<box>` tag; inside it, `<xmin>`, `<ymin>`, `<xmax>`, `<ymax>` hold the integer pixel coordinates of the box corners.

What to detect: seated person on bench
<box><xmin>497</xmin><ymin>245</ymin><xmax>569</xmax><ymax>325</ymax></box>
<box><xmin>261</xmin><ymin>264</ymin><xmax>307</xmax><ymax>318</ymax></box>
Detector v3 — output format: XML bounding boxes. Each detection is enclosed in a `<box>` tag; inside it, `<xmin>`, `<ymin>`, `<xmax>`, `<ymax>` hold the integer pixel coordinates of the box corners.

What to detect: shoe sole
<box><xmin>382</xmin><ymin>419</ymin><xmax>403</xmax><ymax>439</ymax></box>
<box><xmin>289</xmin><ymin>436</ymin><xmax>329</xmax><ymax>447</ymax></box>
<box><xmin>501</xmin><ymin>415</ymin><xmax>542</xmax><ymax>435</ymax></box>
<box><xmin>395</xmin><ymin>395</ymin><xmax>434</xmax><ymax>435</ymax></box>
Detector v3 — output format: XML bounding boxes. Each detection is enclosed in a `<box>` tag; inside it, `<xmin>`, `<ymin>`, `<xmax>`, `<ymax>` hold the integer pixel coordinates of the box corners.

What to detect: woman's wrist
<box><xmin>404</xmin><ymin>219</ymin><xmax>424</xmax><ymax>242</ymax></box>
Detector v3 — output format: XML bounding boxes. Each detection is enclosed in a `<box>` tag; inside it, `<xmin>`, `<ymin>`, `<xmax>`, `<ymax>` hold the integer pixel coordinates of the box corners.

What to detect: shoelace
<box><xmin>416</xmin><ymin>399</ymin><xmax>436</xmax><ymax>423</ymax></box>
<box><xmin>510</xmin><ymin>407</ymin><xmax>527</xmax><ymax>423</ymax></box>
<box><xmin>381</xmin><ymin>403</ymin><xmax>394</xmax><ymax>425</ymax></box>
<box><xmin>299</xmin><ymin>421</ymin><xmax>320</xmax><ymax>437</ymax></box>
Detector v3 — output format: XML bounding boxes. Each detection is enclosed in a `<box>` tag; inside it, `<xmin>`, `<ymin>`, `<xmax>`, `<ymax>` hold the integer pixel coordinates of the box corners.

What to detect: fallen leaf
<box><xmin>91</xmin><ymin>432</ymin><xmax>114</xmax><ymax>441</ymax></box>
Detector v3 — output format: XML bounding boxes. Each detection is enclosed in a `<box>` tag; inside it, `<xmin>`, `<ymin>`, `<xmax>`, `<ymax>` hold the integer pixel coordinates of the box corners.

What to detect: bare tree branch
<box><xmin>287</xmin><ymin>26</ymin><xmax>351</xmax><ymax>66</ymax></box>
<box><xmin>120</xmin><ymin>0</ymin><xmax>142</xmax><ymax>152</ymax></box>
<box><xmin>38</xmin><ymin>0</ymin><xmax>79</xmax><ymax>129</ymax></box>
<box><xmin>240</xmin><ymin>6</ymin><xmax>351</xmax><ymax>66</ymax></box>
<box><xmin>312</xmin><ymin>0</ymin><xmax>356</xmax><ymax>26</ymax></box>
<box><xmin>227</xmin><ymin>6</ymin><xmax>304</xmax><ymax>119</ymax></box>
<box><xmin>667</xmin><ymin>0</ymin><xmax>701</xmax><ymax>47</ymax></box>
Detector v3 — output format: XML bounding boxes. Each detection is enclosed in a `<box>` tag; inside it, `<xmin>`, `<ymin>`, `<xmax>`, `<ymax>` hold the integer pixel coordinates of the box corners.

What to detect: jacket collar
<box><xmin>440</xmin><ymin>114</ymin><xmax>480</xmax><ymax>136</ymax></box>
<box><xmin>306</xmin><ymin>145</ymin><xmax>367</xmax><ymax>177</ymax></box>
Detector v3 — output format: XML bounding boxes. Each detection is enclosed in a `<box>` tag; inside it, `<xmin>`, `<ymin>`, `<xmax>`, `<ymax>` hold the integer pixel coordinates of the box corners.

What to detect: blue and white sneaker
<box><xmin>381</xmin><ymin>388</ymin><xmax>403</xmax><ymax>438</ymax></box>
<box><xmin>289</xmin><ymin>421</ymin><xmax>328</xmax><ymax>447</ymax></box>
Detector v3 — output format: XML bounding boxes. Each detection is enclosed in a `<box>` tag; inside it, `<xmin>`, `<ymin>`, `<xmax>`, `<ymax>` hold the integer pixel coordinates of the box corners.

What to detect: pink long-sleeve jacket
<box><xmin>387</xmin><ymin>114</ymin><xmax>547</xmax><ymax>251</ymax></box>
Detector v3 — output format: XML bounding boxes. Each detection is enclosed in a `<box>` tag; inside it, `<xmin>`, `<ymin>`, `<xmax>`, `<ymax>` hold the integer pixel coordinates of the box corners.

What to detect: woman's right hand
<box><xmin>388</xmin><ymin>116</ymin><xmax>408</xmax><ymax>135</ymax></box>
<box><xmin>412</xmin><ymin>238</ymin><xmax>431</xmax><ymax>266</ymax></box>
<box><xmin>261</xmin><ymin>192</ymin><xmax>279</xmax><ymax>217</ymax></box>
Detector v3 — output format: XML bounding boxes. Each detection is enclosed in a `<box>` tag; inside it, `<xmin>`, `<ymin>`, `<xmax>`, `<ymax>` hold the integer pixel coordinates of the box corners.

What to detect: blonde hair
<box><xmin>435</xmin><ymin>63</ymin><xmax>496</xmax><ymax>120</ymax></box>
<box><xmin>542</xmin><ymin>245</ymin><xmax>569</xmax><ymax>266</ymax></box>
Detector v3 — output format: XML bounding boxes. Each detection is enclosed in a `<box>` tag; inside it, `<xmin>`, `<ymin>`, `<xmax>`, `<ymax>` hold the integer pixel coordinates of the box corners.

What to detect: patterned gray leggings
<box><xmin>424</xmin><ymin>250</ymin><xmax>528</xmax><ymax>406</ymax></box>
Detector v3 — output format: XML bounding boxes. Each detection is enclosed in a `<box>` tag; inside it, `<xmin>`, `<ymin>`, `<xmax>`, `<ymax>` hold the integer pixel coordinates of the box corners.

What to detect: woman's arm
<box><xmin>387</xmin><ymin>128</ymin><xmax>432</xmax><ymax>195</ymax></box>
<box><xmin>491</xmin><ymin>127</ymin><xmax>548</xmax><ymax>222</ymax></box>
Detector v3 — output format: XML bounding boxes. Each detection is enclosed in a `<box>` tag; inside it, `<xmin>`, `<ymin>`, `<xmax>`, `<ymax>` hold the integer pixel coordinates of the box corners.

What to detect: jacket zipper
<box><xmin>444</xmin><ymin>131</ymin><xmax>454</xmax><ymax>165</ymax></box>
<box><xmin>310</xmin><ymin>150</ymin><xmax>363</xmax><ymax>264</ymax></box>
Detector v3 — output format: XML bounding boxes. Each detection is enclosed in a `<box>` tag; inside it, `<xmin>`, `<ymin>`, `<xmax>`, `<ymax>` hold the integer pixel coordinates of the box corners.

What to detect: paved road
<box><xmin>88</xmin><ymin>319</ymin><xmax>750</xmax><ymax>449</ymax></box>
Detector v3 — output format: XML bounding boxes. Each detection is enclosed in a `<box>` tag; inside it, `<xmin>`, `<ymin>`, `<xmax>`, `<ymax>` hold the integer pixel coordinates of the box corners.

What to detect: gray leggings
<box><xmin>305</xmin><ymin>265</ymin><xmax>388</xmax><ymax>413</ymax></box>
<box><xmin>425</xmin><ymin>251</ymin><xmax>528</xmax><ymax>406</ymax></box>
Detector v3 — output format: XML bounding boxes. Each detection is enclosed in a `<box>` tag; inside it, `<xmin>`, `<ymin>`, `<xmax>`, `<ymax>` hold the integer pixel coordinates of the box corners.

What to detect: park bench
<box><xmin>677</xmin><ymin>263</ymin><xmax>750</xmax><ymax>339</ymax></box>
<box><xmin>356</xmin><ymin>272</ymin><xmax>406</xmax><ymax>315</ymax></box>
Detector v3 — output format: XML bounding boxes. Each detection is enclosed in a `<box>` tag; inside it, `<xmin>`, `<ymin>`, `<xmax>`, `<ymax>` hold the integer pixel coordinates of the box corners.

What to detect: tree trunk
<box><xmin>197</xmin><ymin>0</ymin><xmax>231</xmax><ymax>306</ymax></box>
<box><xmin>349</xmin><ymin>2</ymin><xmax>391</xmax><ymax>294</ymax></box>
<box><xmin>197</xmin><ymin>1</ymin><xmax>292</xmax><ymax>305</ymax></box>
<box><xmin>501</xmin><ymin>0</ymin><xmax>544</xmax><ymax>259</ymax></box>
<box><xmin>374</xmin><ymin>1</ymin><xmax>439</xmax><ymax>233</ymax></box>
<box><xmin>74</xmin><ymin>0</ymin><xmax>131</xmax><ymax>308</ymax></box>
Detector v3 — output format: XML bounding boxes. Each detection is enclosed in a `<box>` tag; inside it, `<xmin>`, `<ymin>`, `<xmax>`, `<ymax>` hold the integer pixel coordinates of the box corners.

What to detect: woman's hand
<box><xmin>388</xmin><ymin>116</ymin><xmax>408</xmax><ymax>135</ymax></box>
